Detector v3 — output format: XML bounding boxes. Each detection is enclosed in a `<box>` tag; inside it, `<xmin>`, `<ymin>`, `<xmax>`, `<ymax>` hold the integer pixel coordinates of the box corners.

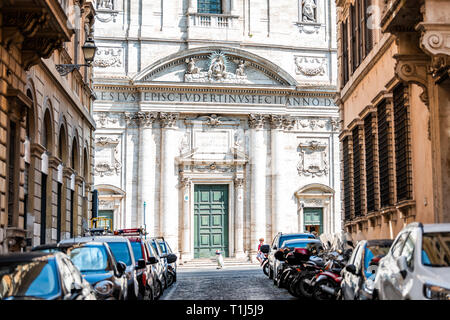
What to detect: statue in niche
<box><xmin>185</xmin><ymin>57</ymin><xmax>200</xmax><ymax>74</ymax></box>
<box><xmin>302</xmin><ymin>0</ymin><xmax>317</xmax><ymax>23</ymax></box>
<box><xmin>208</xmin><ymin>55</ymin><xmax>227</xmax><ymax>80</ymax></box>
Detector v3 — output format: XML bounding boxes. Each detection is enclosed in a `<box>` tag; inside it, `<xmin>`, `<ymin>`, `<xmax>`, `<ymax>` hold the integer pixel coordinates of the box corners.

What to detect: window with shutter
<box><xmin>351</xmin><ymin>4</ymin><xmax>358</xmax><ymax>73</ymax></box>
<box><xmin>342</xmin><ymin>20</ymin><xmax>349</xmax><ymax>86</ymax></box>
<box><xmin>343</xmin><ymin>136</ymin><xmax>352</xmax><ymax>220</ymax></box>
<box><xmin>364</xmin><ymin>113</ymin><xmax>376</xmax><ymax>212</ymax></box>
<box><xmin>353</xmin><ymin>126</ymin><xmax>362</xmax><ymax>217</ymax></box>
<box><xmin>393</xmin><ymin>83</ymin><xmax>412</xmax><ymax>202</ymax></box>
<box><xmin>377</xmin><ymin>100</ymin><xmax>392</xmax><ymax>208</ymax></box>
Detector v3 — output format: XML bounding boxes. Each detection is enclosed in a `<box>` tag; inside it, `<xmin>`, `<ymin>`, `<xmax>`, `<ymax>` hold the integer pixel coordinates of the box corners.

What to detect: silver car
<box><xmin>373</xmin><ymin>222</ymin><xmax>450</xmax><ymax>300</ymax></box>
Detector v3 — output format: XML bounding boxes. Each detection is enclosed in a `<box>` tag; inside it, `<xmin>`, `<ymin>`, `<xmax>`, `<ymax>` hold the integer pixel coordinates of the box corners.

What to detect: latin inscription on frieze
<box><xmin>95</xmin><ymin>90</ymin><xmax>336</xmax><ymax>107</ymax></box>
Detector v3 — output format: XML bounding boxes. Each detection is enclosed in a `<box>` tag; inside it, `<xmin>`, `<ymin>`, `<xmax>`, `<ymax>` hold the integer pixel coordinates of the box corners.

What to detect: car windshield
<box><xmin>107</xmin><ymin>242</ymin><xmax>132</xmax><ymax>266</ymax></box>
<box><xmin>363</xmin><ymin>245</ymin><xmax>391</xmax><ymax>277</ymax></box>
<box><xmin>279</xmin><ymin>234</ymin><xmax>315</xmax><ymax>246</ymax></box>
<box><xmin>130</xmin><ymin>242</ymin><xmax>143</xmax><ymax>261</ymax></box>
<box><xmin>158</xmin><ymin>241</ymin><xmax>167</xmax><ymax>254</ymax></box>
<box><xmin>150</xmin><ymin>241</ymin><xmax>160</xmax><ymax>256</ymax></box>
<box><xmin>282</xmin><ymin>241</ymin><xmax>319</xmax><ymax>249</ymax></box>
<box><xmin>422</xmin><ymin>232</ymin><xmax>450</xmax><ymax>267</ymax></box>
<box><xmin>69</xmin><ymin>246</ymin><xmax>109</xmax><ymax>272</ymax></box>
<box><xmin>0</xmin><ymin>259</ymin><xmax>60</xmax><ymax>300</ymax></box>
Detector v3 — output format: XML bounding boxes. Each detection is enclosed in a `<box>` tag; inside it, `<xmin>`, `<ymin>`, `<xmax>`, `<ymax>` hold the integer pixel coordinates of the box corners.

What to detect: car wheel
<box><xmin>155</xmin><ymin>281</ymin><xmax>164</xmax><ymax>300</ymax></box>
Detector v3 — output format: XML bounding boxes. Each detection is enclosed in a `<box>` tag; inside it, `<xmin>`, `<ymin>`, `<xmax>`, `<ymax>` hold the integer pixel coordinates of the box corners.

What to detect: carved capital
<box><xmin>159</xmin><ymin>112</ymin><xmax>179</xmax><ymax>128</ymax></box>
<box><xmin>234</xmin><ymin>178</ymin><xmax>245</xmax><ymax>188</ymax></box>
<box><xmin>124</xmin><ymin>112</ymin><xmax>158</xmax><ymax>127</ymax></box>
<box><xmin>248</xmin><ymin>114</ymin><xmax>266</xmax><ymax>129</ymax></box>
<box><xmin>180</xmin><ymin>177</ymin><xmax>191</xmax><ymax>189</ymax></box>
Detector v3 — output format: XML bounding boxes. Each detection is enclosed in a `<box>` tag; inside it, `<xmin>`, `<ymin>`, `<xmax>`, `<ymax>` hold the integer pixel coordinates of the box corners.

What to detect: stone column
<box><xmin>124</xmin><ymin>113</ymin><xmax>140</xmax><ymax>228</ymax></box>
<box><xmin>160</xmin><ymin>112</ymin><xmax>180</xmax><ymax>253</ymax></box>
<box><xmin>234</xmin><ymin>177</ymin><xmax>246</xmax><ymax>259</ymax></box>
<box><xmin>248</xmin><ymin>114</ymin><xmax>266</xmax><ymax>262</ymax></box>
<box><xmin>180</xmin><ymin>177</ymin><xmax>192</xmax><ymax>261</ymax></box>
<box><xmin>137</xmin><ymin>112</ymin><xmax>157</xmax><ymax>235</ymax></box>
<box><xmin>187</xmin><ymin>0</ymin><xmax>197</xmax><ymax>13</ymax></box>
<box><xmin>270</xmin><ymin>116</ymin><xmax>295</xmax><ymax>237</ymax></box>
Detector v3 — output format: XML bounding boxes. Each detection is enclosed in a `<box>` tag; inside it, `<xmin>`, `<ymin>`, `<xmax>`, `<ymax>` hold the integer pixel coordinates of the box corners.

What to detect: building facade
<box><xmin>336</xmin><ymin>0</ymin><xmax>450</xmax><ymax>241</ymax></box>
<box><xmin>92</xmin><ymin>0</ymin><xmax>340</xmax><ymax>261</ymax></box>
<box><xmin>0</xmin><ymin>0</ymin><xmax>96</xmax><ymax>253</ymax></box>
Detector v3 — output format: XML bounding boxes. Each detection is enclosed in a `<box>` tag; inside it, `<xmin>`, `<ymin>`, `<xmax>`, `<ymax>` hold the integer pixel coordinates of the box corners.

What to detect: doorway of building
<box><xmin>194</xmin><ymin>184</ymin><xmax>229</xmax><ymax>259</ymax></box>
<box><xmin>303</xmin><ymin>207</ymin><xmax>323</xmax><ymax>235</ymax></box>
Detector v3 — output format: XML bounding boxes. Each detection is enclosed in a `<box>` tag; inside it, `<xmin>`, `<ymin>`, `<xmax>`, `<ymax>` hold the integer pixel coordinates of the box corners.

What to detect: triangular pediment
<box><xmin>133</xmin><ymin>47</ymin><xmax>297</xmax><ymax>86</ymax></box>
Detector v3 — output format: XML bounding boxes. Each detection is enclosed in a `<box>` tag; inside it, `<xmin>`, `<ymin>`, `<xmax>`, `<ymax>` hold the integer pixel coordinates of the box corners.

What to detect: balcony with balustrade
<box><xmin>186</xmin><ymin>12</ymin><xmax>242</xmax><ymax>42</ymax></box>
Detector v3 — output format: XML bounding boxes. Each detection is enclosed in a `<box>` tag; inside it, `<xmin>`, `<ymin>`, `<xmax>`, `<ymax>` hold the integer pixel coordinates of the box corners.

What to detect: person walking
<box><xmin>256</xmin><ymin>238</ymin><xmax>265</xmax><ymax>263</ymax></box>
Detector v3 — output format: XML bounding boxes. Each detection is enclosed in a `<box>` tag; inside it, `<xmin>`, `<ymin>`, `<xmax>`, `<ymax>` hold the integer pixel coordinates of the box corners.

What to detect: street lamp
<box><xmin>55</xmin><ymin>38</ymin><xmax>97</xmax><ymax>76</ymax></box>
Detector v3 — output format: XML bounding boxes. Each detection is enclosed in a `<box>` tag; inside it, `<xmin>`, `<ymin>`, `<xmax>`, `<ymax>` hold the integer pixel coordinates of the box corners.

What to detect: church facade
<box><xmin>92</xmin><ymin>0</ymin><xmax>340</xmax><ymax>261</ymax></box>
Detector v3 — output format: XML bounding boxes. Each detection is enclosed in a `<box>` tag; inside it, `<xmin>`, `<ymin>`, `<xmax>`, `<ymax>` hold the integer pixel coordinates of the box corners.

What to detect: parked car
<box><xmin>60</xmin><ymin>235</ymin><xmax>140</xmax><ymax>300</ymax></box>
<box><xmin>341</xmin><ymin>239</ymin><xmax>393</xmax><ymax>300</ymax></box>
<box><xmin>268</xmin><ymin>232</ymin><xmax>316</xmax><ymax>282</ymax></box>
<box><xmin>149</xmin><ymin>237</ymin><xmax>177</xmax><ymax>288</ymax></box>
<box><xmin>153</xmin><ymin>237</ymin><xmax>178</xmax><ymax>286</ymax></box>
<box><xmin>373</xmin><ymin>222</ymin><xmax>450</xmax><ymax>300</ymax></box>
<box><xmin>63</xmin><ymin>242</ymin><xmax>128</xmax><ymax>300</ymax></box>
<box><xmin>115</xmin><ymin>228</ymin><xmax>159</xmax><ymax>300</ymax></box>
<box><xmin>0</xmin><ymin>251</ymin><xmax>96</xmax><ymax>300</ymax></box>
<box><xmin>144</xmin><ymin>240</ymin><xmax>166</xmax><ymax>299</ymax></box>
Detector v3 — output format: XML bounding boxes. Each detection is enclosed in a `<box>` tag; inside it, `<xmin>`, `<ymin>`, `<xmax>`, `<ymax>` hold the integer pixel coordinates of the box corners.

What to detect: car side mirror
<box><xmin>166</xmin><ymin>253</ymin><xmax>178</xmax><ymax>264</ymax></box>
<box><xmin>396</xmin><ymin>256</ymin><xmax>408</xmax><ymax>279</ymax></box>
<box><xmin>345</xmin><ymin>264</ymin><xmax>357</xmax><ymax>275</ymax></box>
<box><xmin>137</xmin><ymin>258</ymin><xmax>146</xmax><ymax>269</ymax></box>
<box><xmin>148</xmin><ymin>256</ymin><xmax>159</xmax><ymax>264</ymax></box>
<box><xmin>116</xmin><ymin>261</ymin><xmax>126</xmax><ymax>277</ymax></box>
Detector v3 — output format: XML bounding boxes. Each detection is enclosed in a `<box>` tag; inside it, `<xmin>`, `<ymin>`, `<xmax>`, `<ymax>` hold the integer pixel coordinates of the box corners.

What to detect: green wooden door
<box><xmin>303</xmin><ymin>207</ymin><xmax>323</xmax><ymax>235</ymax></box>
<box><xmin>194</xmin><ymin>184</ymin><xmax>229</xmax><ymax>258</ymax></box>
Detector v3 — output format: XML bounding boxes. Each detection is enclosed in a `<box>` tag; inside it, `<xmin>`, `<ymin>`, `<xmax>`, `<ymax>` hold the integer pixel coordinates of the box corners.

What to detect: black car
<box><xmin>60</xmin><ymin>235</ymin><xmax>140</xmax><ymax>300</ymax></box>
<box><xmin>0</xmin><ymin>251</ymin><xmax>96</xmax><ymax>300</ymax></box>
<box><xmin>65</xmin><ymin>242</ymin><xmax>128</xmax><ymax>300</ymax></box>
<box><xmin>341</xmin><ymin>239</ymin><xmax>393</xmax><ymax>300</ymax></box>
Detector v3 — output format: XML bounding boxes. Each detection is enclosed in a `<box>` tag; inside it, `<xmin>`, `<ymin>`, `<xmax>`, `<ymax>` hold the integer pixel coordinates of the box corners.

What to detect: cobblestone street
<box><xmin>162</xmin><ymin>266</ymin><xmax>297</xmax><ymax>300</ymax></box>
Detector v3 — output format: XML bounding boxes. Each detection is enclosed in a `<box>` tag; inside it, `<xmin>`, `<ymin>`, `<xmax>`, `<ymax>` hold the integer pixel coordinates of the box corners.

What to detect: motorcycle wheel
<box><xmin>288</xmin><ymin>275</ymin><xmax>302</xmax><ymax>297</ymax></box>
<box><xmin>268</xmin><ymin>266</ymin><xmax>273</xmax><ymax>279</ymax></box>
<box><xmin>297</xmin><ymin>272</ymin><xmax>315</xmax><ymax>299</ymax></box>
<box><xmin>155</xmin><ymin>280</ymin><xmax>163</xmax><ymax>300</ymax></box>
<box><xmin>312</xmin><ymin>278</ymin><xmax>338</xmax><ymax>301</ymax></box>
<box><xmin>263</xmin><ymin>262</ymin><xmax>270</xmax><ymax>277</ymax></box>
<box><xmin>278</xmin><ymin>269</ymin><xmax>292</xmax><ymax>288</ymax></box>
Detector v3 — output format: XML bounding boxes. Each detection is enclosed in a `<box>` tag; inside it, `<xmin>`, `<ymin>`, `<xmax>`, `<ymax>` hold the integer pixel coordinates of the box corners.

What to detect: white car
<box><xmin>373</xmin><ymin>222</ymin><xmax>450</xmax><ymax>300</ymax></box>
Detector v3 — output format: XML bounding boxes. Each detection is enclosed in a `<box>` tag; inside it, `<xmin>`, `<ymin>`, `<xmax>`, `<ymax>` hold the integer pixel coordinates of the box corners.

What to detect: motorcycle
<box><xmin>310</xmin><ymin>249</ymin><xmax>352</xmax><ymax>300</ymax></box>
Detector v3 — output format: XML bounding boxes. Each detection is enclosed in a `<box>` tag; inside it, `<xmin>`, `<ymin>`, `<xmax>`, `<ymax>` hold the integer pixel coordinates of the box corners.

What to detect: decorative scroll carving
<box><xmin>95</xmin><ymin>0</ymin><xmax>118</xmax><ymax>23</ymax></box>
<box><xmin>299</xmin><ymin>118</ymin><xmax>326</xmax><ymax>130</ymax></box>
<box><xmin>180</xmin><ymin>177</ymin><xmax>192</xmax><ymax>189</ymax></box>
<box><xmin>394</xmin><ymin>54</ymin><xmax>430</xmax><ymax>107</ymax></box>
<box><xmin>206</xmin><ymin>114</ymin><xmax>222</xmax><ymax>127</ymax></box>
<box><xmin>295</xmin><ymin>56</ymin><xmax>326</xmax><ymax>76</ymax></box>
<box><xmin>193</xmin><ymin>163</ymin><xmax>235</xmax><ymax>173</ymax></box>
<box><xmin>94</xmin><ymin>136</ymin><xmax>122</xmax><ymax>177</ymax></box>
<box><xmin>93</xmin><ymin>48</ymin><xmax>123</xmax><ymax>68</ymax></box>
<box><xmin>297</xmin><ymin>140</ymin><xmax>328</xmax><ymax>177</ymax></box>
<box><xmin>95</xmin><ymin>112</ymin><xmax>118</xmax><ymax>128</ymax></box>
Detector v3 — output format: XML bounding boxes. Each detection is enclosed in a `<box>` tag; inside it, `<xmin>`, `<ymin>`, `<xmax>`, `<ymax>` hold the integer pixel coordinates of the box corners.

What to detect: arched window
<box><xmin>198</xmin><ymin>0</ymin><xmax>222</xmax><ymax>14</ymax></box>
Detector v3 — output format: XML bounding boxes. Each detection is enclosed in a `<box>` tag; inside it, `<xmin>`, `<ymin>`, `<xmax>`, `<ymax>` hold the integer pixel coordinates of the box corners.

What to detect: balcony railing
<box><xmin>188</xmin><ymin>13</ymin><xmax>238</xmax><ymax>29</ymax></box>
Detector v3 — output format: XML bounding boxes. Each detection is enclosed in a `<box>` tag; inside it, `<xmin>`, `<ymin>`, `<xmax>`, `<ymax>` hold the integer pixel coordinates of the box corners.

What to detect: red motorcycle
<box><xmin>310</xmin><ymin>251</ymin><xmax>350</xmax><ymax>300</ymax></box>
